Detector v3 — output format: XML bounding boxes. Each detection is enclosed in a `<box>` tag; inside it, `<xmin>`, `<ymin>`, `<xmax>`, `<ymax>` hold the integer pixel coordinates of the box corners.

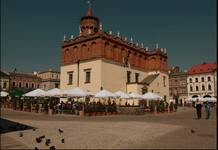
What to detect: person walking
<box><xmin>204</xmin><ymin>101</ymin><xmax>211</xmax><ymax>119</ymax></box>
<box><xmin>195</xmin><ymin>99</ymin><xmax>202</xmax><ymax>119</ymax></box>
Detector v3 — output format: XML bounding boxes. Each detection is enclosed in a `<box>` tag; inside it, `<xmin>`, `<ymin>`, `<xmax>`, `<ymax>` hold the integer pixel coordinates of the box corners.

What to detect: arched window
<box><xmin>202</xmin><ymin>85</ymin><xmax>205</xmax><ymax>91</ymax></box>
<box><xmin>196</xmin><ymin>86</ymin><xmax>199</xmax><ymax>91</ymax></box>
<box><xmin>190</xmin><ymin>86</ymin><xmax>193</xmax><ymax>92</ymax></box>
<box><xmin>208</xmin><ymin>84</ymin><xmax>212</xmax><ymax>90</ymax></box>
<box><xmin>189</xmin><ymin>78</ymin><xmax>192</xmax><ymax>83</ymax></box>
<box><xmin>201</xmin><ymin>77</ymin><xmax>204</xmax><ymax>82</ymax></box>
<box><xmin>208</xmin><ymin>76</ymin><xmax>211</xmax><ymax>81</ymax></box>
<box><xmin>195</xmin><ymin>78</ymin><xmax>198</xmax><ymax>82</ymax></box>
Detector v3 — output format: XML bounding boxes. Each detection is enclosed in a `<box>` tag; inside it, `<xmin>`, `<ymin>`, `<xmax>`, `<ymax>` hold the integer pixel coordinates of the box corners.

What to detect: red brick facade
<box><xmin>61</xmin><ymin>6</ymin><xmax>168</xmax><ymax>72</ymax></box>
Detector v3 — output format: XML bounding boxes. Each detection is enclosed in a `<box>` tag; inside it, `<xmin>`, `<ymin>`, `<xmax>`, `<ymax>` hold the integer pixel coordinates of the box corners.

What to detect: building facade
<box><xmin>0</xmin><ymin>71</ymin><xmax>10</xmax><ymax>92</ymax></box>
<box><xmin>169</xmin><ymin>67</ymin><xmax>188</xmax><ymax>105</ymax></box>
<box><xmin>60</xmin><ymin>4</ymin><xmax>170</xmax><ymax>100</ymax></box>
<box><xmin>37</xmin><ymin>69</ymin><xmax>60</xmax><ymax>90</ymax></box>
<box><xmin>187</xmin><ymin>62</ymin><xmax>217</xmax><ymax>98</ymax></box>
<box><xmin>9</xmin><ymin>72</ymin><xmax>41</xmax><ymax>91</ymax></box>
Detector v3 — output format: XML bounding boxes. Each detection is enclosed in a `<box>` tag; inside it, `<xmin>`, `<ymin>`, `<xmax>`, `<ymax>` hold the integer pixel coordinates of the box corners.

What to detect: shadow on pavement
<box><xmin>0</xmin><ymin>118</ymin><xmax>35</xmax><ymax>134</ymax></box>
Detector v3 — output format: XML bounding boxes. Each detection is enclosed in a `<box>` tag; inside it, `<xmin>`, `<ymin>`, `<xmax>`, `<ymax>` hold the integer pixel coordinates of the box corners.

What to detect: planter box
<box><xmin>79</xmin><ymin>111</ymin><xmax>84</xmax><ymax>116</ymax></box>
<box><xmin>48</xmin><ymin>109</ymin><xmax>53</xmax><ymax>115</ymax></box>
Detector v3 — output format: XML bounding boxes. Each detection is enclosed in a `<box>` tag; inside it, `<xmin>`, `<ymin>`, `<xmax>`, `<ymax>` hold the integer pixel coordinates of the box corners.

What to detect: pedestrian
<box><xmin>204</xmin><ymin>101</ymin><xmax>211</xmax><ymax>119</ymax></box>
<box><xmin>195</xmin><ymin>99</ymin><xmax>202</xmax><ymax>119</ymax></box>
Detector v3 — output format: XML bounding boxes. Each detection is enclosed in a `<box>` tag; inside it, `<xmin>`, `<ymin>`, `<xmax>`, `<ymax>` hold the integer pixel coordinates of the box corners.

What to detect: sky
<box><xmin>1</xmin><ymin>0</ymin><xmax>217</xmax><ymax>73</ymax></box>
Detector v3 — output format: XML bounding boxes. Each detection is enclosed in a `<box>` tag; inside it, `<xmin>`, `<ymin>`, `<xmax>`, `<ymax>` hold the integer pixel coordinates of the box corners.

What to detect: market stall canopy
<box><xmin>23</xmin><ymin>89</ymin><xmax>47</xmax><ymax>97</ymax></box>
<box><xmin>202</xmin><ymin>97</ymin><xmax>217</xmax><ymax>102</ymax></box>
<box><xmin>86</xmin><ymin>91</ymin><xmax>96</xmax><ymax>96</ymax></box>
<box><xmin>1</xmin><ymin>91</ymin><xmax>8</xmax><ymax>97</ymax></box>
<box><xmin>187</xmin><ymin>96</ymin><xmax>201</xmax><ymax>102</ymax></box>
<box><xmin>95</xmin><ymin>89</ymin><xmax>116</xmax><ymax>98</ymax></box>
<box><xmin>114</xmin><ymin>91</ymin><xmax>130</xmax><ymax>99</ymax></box>
<box><xmin>142</xmin><ymin>92</ymin><xmax>163</xmax><ymax>100</ymax></box>
<box><xmin>10</xmin><ymin>89</ymin><xmax>27</xmax><ymax>98</ymax></box>
<box><xmin>65</xmin><ymin>87</ymin><xmax>87</xmax><ymax>97</ymax></box>
<box><xmin>45</xmin><ymin>88</ymin><xmax>63</xmax><ymax>97</ymax></box>
<box><xmin>128</xmin><ymin>92</ymin><xmax>143</xmax><ymax>99</ymax></box>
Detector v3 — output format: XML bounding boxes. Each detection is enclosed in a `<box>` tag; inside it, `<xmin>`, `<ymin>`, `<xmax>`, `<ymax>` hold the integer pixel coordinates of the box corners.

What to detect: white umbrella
<box><xmin>45</xmin><ymin>88</ymin><xmax>63</xmax><ymax>97</ymax></box>
<box><xmin>142</xmin><ymin>92</ymin><xmax>163</xmax><ymax>100</ymax></box>
<box><xmin>114</xmin><ymin>91</ymin><xmax>130</xmax><ymax>99</ymax></box>
<box><xmin>86</xmin><ymin>91</ymin><xmax>96</xmax><ymax>96</ymax></box>
<box><xmin>66</xmin><ymin>87</ymin><xmax>87</xmax><ymax>97</ymax></box>
<box><xmin>203</xmin><ymin>97</ymin><xmax>217</xmax><ymax>102</ymax></box>
<box><xmin>128</xmin><ymin>92</ymin><xmax>143</xmax><ymax>99</ymax></box>
<box><xmin>95</xmin><ymin>89</ymin><xmax>116</xmax><ymax>98</ymax></box>
<box><xmin>1</xmin><ymin>91</ymin><xmax>8</xmax><ymax>97</ymax></box>
<box><xmin>23</xmin><ymin>89</ymin><xmax>47</xmax><ymax>97</ymax></box>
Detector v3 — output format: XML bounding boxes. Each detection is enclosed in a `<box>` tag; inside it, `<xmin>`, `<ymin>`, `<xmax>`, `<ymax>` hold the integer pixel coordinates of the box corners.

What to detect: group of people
<box><xmin>195</xmin><ymin>99</ymin><xmax>212</xmax><ymax>119</ymax></box>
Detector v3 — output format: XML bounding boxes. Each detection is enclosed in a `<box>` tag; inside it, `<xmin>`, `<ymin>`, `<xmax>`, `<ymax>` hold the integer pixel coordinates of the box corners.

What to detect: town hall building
<box><xmin>60</xmin><ymin>4</ymin><xmax>170</xmax><ymax>101</ymax></box>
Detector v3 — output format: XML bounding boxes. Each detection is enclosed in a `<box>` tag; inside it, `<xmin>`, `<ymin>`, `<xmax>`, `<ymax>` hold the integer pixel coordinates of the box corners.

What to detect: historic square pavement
<box><xmin>0</xmin><ymin>107</ymin><xmax>216</xmax><ymax>149</ymax></box>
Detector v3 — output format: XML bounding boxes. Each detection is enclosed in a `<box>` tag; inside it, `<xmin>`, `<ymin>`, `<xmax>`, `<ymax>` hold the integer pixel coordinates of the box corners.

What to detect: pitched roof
<box><xmin>0</xmin><ymin>71</ymin><xmax>9</xmax><ymax>78</ymax></box>
<box><xmin>141</xmin><ymin>74</ymin><xmax>159</xmax><ymax>85</ymax></box>
<box><xmin>188</xmin><ymin>62</ymin><xmax>217</xmax><ymax>75</ymax></box>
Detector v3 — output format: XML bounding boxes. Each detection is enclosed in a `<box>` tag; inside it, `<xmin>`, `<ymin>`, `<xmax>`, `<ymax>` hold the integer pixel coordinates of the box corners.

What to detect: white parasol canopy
<box><xmin>65</xmin><ymin>87</ymin><xmax>87</xmax><ymax>97</ymax></box>
<box><xmin>23</xmin><ymin>89</ymin><xmax>47</xmax><ymax>97</ymax></box>
<box><xmin>114</xmin><ymin>91</ymin><xmax>130</xmax><ymax>99</ymax></box>
<box><xmin>1</xmin><ymin>91</ymin><xmax>9</xmax><ymax>97</ymax></box>
<box><xmin>128</xmin><ymin>92</ymin><xmax>143</xmax><ymax>99</ymax></box>
<box><xmin>45</xmin><ymin>88</ymin><xmax>63</xmax><ymax>97</ymax></box>
<box><xmin>142</xmin><ymin>92</ymin><xmax>163</xmax><ymax>100</ymax></box>
<box><xmin>202</xmin><ymin>97</ymin><xmax>217</xmax><ymax>102</ymax></box>
<box><xmin>95</xmin><ymin>89</ymin><xmax>116</xmax><ymax>98</ymax></box>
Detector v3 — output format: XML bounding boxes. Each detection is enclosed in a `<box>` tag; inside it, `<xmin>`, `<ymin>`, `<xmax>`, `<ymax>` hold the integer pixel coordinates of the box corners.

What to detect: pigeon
<box><xmin>39</xmin><ymin>135</ymin><xmax>45</xmax><ymax>139</ymax></box>
<box><xmin>19</xmin><ymin>132</ymin><xmax>23</xmax><ymax>137</ymax></box>
<box><xmin>191</xmin><ymin>129</ymin><xmax>196</xmax><ymax>134</ymax></box>
<box><xmin>34</xmin><ymin>147</ymin><xmax>39</xmax><ymax>150</ymax></box>
<box><xmin>45</xmin><ymin>139</ymin><xmax>51</xmax><ymax>146</ymax></box>
<box><xmin>49</xmin><ymin>146</ymin><xmax>56</xmax><ymax>150</ymax></box>
<box><xmin>36</xmin><ymin>137</ymin><xmax>42</xmax><ymax>143</ymax></box>
<box><xmin>58</xmin><ymin>129</ymin><xmax>63</xmax><ymax>134</ymax></box>
<box><xmin>61</xmin><ymin>138</ymin><xmax>65</xmax><ymax>143</ymax></box>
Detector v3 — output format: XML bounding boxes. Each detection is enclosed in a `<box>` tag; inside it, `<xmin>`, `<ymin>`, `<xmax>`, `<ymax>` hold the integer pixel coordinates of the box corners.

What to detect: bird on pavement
<box><xmin>34</xmin><ymin>147</ymin><xmax>39</xmax><ymax>150</ymax></box>
<box><xmin>191</xmin><ymin>129</ymin><xmax>196</xmax><ymax>133</ymax></box>
<box><xmin>19</xmin><ymin>132</ymin><xmax>23</xmax><ymax>137</ymax></box>
<box><xmin>61</xmin><ymin>138</ymin><xmax>65</xmax><ymax>143</ymax></box>
<box><xmin>58</xmin><ymin>129</ymin><xmax>63</xmax><ymax>134</ymax></box>
<box><xmin>45</xmin><ymin>139</ymin><xmax>51</xmax><ymax>146</ymax></box>
<box><xmin>49</xmin><ymin>146</ymin><xmax>56</xmax><ymax>150</ymax></box>
<box><xmin>36</xmin><ymin>137</ymin><xmax>42</xmax><ymax>143</ymax></box>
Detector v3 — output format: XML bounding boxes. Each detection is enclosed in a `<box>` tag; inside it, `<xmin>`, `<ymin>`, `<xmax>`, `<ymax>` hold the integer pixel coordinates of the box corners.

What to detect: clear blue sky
<box><xmin>1</xmin><ymin>0</ymin><xmax>217</xmax><ymax>72</ymax></box>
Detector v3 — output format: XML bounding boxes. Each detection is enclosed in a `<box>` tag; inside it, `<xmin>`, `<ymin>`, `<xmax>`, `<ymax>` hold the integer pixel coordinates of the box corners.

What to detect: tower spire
<box><xmin>86</xmin><ymin>0</ymin><xmax>93</xmax><ymax>16</ymax></box>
